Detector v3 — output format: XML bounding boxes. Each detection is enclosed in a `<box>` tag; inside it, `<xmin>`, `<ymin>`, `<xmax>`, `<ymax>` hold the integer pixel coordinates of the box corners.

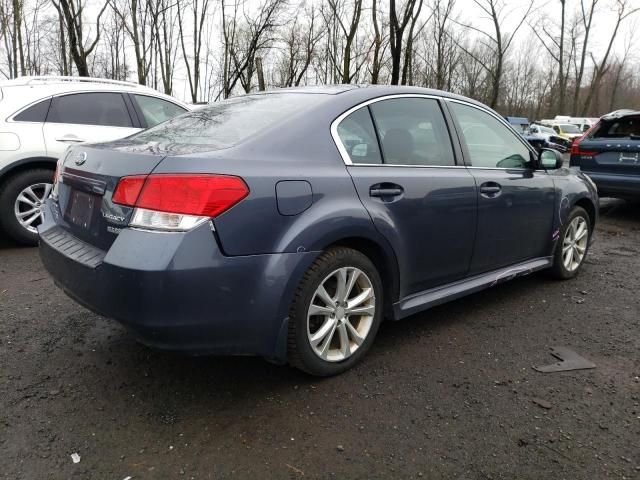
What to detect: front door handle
<box><xmin>479</xmin><ymin>182</ymin><xmax>502</xmax><ymax>198</ymax></box>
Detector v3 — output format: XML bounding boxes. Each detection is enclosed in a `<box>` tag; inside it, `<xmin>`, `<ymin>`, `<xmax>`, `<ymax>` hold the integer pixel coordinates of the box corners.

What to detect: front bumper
<box><xmin>38</xmin><ymin>202</ymin><xmax>318</xmax><ymax>358</ymax></box>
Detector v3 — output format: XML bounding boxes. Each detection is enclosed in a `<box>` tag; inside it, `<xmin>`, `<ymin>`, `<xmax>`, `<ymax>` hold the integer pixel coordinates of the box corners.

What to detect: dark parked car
<box><xmin>39</xmin><ymin>86</ymin><xmax>598</xmax><ymax>376</ymax></box>
<box><xmin>570</xmin><ymin>109</ymin><xmax>640</xmax><ymax>199</ymax></box>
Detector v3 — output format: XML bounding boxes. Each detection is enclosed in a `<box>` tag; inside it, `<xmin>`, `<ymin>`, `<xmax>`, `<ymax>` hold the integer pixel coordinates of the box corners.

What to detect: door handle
<box><xmin>479</xmin><ymin>182</ymin><xmax>502</xmax><ymax>197</ymax></box>
<box><xmin>370</xmin><ymin>187</ymin><xmax>403</xmax><ymax>197</ymax></box>
<box><xmin>55</xmin><ymin>136</ymin><xmax>85</xmax><ymax>143</ymax></box>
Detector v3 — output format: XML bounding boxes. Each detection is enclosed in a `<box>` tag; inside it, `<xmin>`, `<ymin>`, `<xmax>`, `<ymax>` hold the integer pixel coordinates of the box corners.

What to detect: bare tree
<box><xmin>389</xmin><ymin>0</ymin><xmax>423</xmax><ymax>85</ymax></box>
<box><xmin>456</xmin><ymin>0</ymin><xmax>533</xmax><ymax>108</ymax></box>
<box><xmin>581</xmin><ymin>0</ymin><xmax>639</xmax><ymax>115</ymax></box>
<box><xmin>177</xmin><ymin>0</ymin><xmax>210</xmax><ymax>103</ymax></box>
<box><xmin>221</xmin><ymin>0</ymin><xmax>285</xmax><ymax>98</ymax></box>
<box><xmin>276</xmin><ymin>5</ymin><xmax>323</xmax><ymax>87</ymax></box>
<box><xmin>52</xmin><ymin>0</ymin><xmax>108</xmax><ymax>76</ymax></box>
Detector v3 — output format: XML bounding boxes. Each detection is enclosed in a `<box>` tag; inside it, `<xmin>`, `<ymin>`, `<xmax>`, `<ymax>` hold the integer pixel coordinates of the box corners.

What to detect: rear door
<box><xmin>446</xmin><ymin>100</ymin><xmax>555</xmax><ymax>274</ymax></box>
<box><xmin>336</xmin><ymin>96</ymin><xmax>477</xmax><ymax>297</ymax></box>
<box><xmin>43</xmin><ymin>92</ymin><xmax>140</xmax><ymax>157</ymax></box>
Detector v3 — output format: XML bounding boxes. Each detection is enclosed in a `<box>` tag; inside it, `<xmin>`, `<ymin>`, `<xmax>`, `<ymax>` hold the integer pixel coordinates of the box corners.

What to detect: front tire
<box><xmin>0</xmin><ymin>169</ymin><xmax>54</xmax><ymax>246</ymax></box>
<box><xmin>288</xmin><ymin>247</ymin><xmax>383</xmax><ymax>376</ymax></box>
<box><xmin>550</xmin><ymin>206</ymin><xmax>591</xmax><ymax>279</ymax></box>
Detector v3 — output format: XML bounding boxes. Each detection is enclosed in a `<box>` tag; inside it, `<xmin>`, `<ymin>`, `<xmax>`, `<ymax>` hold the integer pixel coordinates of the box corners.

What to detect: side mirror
<box><xmin>539</xmin><ymin>148</ymin><xmax>564</xmax><ymax>169</ymax></box>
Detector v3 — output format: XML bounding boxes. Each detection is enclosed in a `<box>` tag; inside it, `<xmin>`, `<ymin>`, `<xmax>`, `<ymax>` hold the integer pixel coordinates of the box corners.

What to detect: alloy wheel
<box><xmin>307</xmin><ymin>266</ymin><xmax>376</xmax><ymax>362</ymax></box>
<box><xmin>562</xmin><ymin>216</ymin><xmax>588</xmax><ymax>272</ymax></box>
<box><xmin>14</xmin><ymin>182</ymin><xmax>52</xmax><ymax>234</ymax></box>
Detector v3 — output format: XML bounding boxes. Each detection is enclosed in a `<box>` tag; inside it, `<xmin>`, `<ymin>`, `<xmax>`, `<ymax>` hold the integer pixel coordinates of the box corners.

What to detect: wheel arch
<box><xmin>0</xmin><ymin>157</ymin><xmax>57</xmax><ymax>184</ymax></box>
<box><xmin>573</xmin><ymin>197</ymin><xmax>597</xmax><ymax>230</ymax></box>
<box><xmin>323</xmin><ymin>235</ymin><xmax>401</xmax><ymax>319</ymax></box>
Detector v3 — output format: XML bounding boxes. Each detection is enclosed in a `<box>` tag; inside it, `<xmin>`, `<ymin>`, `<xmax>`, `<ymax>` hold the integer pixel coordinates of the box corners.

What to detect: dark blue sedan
<box><xmin>39</xmin><ymin>86</ymin><xmax>598</xmax><ymax>376</ymax></box>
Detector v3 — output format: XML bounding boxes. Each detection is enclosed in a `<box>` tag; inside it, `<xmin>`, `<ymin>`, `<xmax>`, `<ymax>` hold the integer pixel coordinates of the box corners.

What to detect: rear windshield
<box><xmin>591</xmin><ymin>116</ymin><xmax>640</xmax><ymax>139</ymax></box>
<box><xmin>125</xmin><ymin>93</ymin><xmax>323</xmax><ymax>154</ymax></box>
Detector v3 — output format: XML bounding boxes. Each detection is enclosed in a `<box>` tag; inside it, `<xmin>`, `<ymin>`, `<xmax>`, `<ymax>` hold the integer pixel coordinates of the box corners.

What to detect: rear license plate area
<box><xmin>64</xmin><ymin>189</ymin><xmax>99</xmax><ymax>229</ymax></box>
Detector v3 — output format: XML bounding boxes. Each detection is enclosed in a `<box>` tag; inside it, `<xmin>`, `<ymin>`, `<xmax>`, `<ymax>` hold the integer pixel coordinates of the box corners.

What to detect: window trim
<box><xmin>331</xmin><ymin>93</ymin><xmax>465</xmax><ymax>169</ymax></box>
<box><xmin>444</xmin><ymin>98</ymin><xmax>539</xmax><ymax>171</ymax></box>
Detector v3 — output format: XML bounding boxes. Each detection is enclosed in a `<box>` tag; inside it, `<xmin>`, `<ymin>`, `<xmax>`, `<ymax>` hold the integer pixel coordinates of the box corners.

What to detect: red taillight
<box><xmin>113</xmin><ymin>174</ymin><xmax>249</xmax><ymax>218</ymax></box>
<box><xmin>111</xmin><ymin>175</ymin><xmax>146</xmax><ymax>206</ymax></box>
<box><xmin>570</xmin><ymin>121</ymin><xmax>600</xmax><ymax>156</ymax></box>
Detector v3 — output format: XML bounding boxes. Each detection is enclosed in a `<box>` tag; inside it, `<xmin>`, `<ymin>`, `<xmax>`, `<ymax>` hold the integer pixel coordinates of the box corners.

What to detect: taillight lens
<box><xmin>112</xmin><ymin>174</ymin><xmax>249</xmax><ymax>231</ymax></box>
<box><xmin>570</xmin><ymin>121</ymin><xmax>600</xmax><ymax>156</ymax></box>
<box><xmin>111</xmin><ymin>175</ymin><xmax>146</xmax><ymax>206</ymax></box>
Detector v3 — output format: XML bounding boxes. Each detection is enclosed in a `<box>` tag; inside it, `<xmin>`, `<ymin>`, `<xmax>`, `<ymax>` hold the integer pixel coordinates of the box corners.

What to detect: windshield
<box><xmin>559</xmin><ymin>124</ymin><xmax>581</xmax><ymax>133</ymax></box>
<box><xmin>124</xmin><ymin>93</ymin><xmax>324</xmax><ymax>154</ymax></box>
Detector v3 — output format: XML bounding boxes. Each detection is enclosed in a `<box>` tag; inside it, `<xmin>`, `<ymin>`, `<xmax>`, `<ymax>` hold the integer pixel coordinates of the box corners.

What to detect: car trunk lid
<box><xmin>54</xmin><ymin>145</ymin><xmax>165</xmax><ymax>251</ymax></box>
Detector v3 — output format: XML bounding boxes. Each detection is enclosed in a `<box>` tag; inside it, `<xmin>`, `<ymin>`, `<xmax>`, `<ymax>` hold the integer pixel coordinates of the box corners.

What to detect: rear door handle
<box><xmin>370</xmin><ymin>187</ymin><xmax>403</xmax><ymax>197</ymax></box>
<box><xmin>479</xmin><ymin>182</ymin><xmax>502</xmax><ymax>197</ymax></box>
<box><xmin>55</xmin><ymin>135</ymin><xmax>86</xmax><ymax>143</ymax></box>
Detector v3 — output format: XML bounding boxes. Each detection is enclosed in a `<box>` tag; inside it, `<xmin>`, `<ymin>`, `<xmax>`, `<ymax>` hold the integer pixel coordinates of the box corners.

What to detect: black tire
<box><xmin>287</xmin><ymin>247</ymin><xmax>384</xmax><ymax>376</ymax></box>
<box><xmin>549</xmin><ymin>206</ymin><xmax>591</xmax><ymax>280</ymax></box>
<box><xmin>0</xmin><ymin>168</ymin><xmax>54</xmax><ymax>246</ymax></box>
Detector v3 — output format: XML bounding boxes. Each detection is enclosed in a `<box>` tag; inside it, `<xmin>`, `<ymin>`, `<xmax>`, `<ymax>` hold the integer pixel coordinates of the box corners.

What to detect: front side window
<box><xmin>450</xmin><ymin>102</ymin><xmax>531</xmax><ymax>169</ymax></box>
<box><xmin>47</xmin><ymin>93</ymin><xmax>133</xmax><ymax>128</ymax></box>
<box><xmin>134</xmin><ymin>95</ymin><xmax>186</xmax><ymax>127</ymax></box>
<box><xmin>369</xmin><ymin>98</ymin><xmax>455</xmax><ymax>166</ymax></box>
<box><xmin>14</xmin><ymin>98</ymin><xmax>51</xmax><ymax>122</ymax></box>
<box><xmin>336</xmin><ymin>107</ymin><xmax>382</xmax><ymax>164</ymax></box>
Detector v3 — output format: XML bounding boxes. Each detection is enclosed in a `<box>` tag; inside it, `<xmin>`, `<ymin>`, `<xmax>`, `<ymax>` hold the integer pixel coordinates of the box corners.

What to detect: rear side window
<box><xmin>14</xmin><ymin>98</ymin><xmax>51</xmax><ymax>122</ymax></box>
<box><xmin>369</xmin><ymin>98</ymin><xmax>455</xmax><ymax>166</ymax></box>
<box><xmin>47</xmin><ymin>93</ymin><xmax>133</xmax><ymax>128</ymax></box>
<box><xmin>336</xmin><ymin>108</ymin><xmax>382</xmax><ymax>164</ymax></box>
<box><xmin>450</xmin><ymin>102</ymin><xmax>531</xmax><ymax>169</ymax></box>
<box><xmin>134</xmin><ymin>95</ymin><xmax>186</xmax><ymax>127</ymax></box>
<box><xmin>129</xmin><ymin>94</ymin><xmax>323</xmax><ymax>151</ymax></box>
<box><xmin>591</xmin><ymin>117</ymin><xmax>640</xmax><ymax>138</ymax></box>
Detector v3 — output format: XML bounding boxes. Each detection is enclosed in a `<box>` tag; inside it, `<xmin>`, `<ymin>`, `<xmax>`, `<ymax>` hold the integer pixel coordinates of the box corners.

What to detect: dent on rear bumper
<box><xmin>39</xmin><ymin>206</ymin><xmax>318</xmax><ymax>358</ymax></box>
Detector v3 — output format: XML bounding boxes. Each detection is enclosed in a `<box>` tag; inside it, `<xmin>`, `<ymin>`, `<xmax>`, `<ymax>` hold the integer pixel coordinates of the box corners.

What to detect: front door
<box><xmin>447</xmin><ymin>100</ymin><xmax>555</xmax><ymax>274</ymax></box>
<box><xmin>335</xmin><ymin>97</ymin><xmax>477</xmax><ymax>297</ymax></box>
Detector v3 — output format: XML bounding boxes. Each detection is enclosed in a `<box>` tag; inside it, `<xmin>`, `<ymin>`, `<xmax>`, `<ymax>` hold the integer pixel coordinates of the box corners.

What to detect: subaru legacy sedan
<box><xmin>39</xmin><ymin>86</ymin><xmax>598</xmax><ymax>376</ymax></box>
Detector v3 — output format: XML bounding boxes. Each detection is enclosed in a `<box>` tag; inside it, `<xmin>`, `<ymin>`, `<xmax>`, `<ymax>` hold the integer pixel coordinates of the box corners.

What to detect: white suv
<box><xmin>0</xmin><ymin>76</ymin><xmax>189</xmax><ymax>245</ymax></box>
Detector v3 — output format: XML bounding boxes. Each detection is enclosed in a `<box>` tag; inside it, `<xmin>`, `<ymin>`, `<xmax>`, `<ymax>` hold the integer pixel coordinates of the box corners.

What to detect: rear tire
<box><xmin>549</xmin><ymin>206</ymin><xmax>591</xmax><ymax>280</ymax></box>
<box><xmin>288</xmin><ymin>247</ymin><xmax>383</xmax><ymax>376</ymax></box>
<box><xmin>0</xmin><ymin>168</ymin><xmax>54</xmax><ymax>246</ymax></box>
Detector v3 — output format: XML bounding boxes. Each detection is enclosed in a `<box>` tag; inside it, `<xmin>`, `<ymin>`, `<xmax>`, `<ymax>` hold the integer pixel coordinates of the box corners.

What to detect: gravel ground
<box><xmin>1</xmin><ymin>199</ymin><xmax>639</xmax><ymax>480</ymax></box>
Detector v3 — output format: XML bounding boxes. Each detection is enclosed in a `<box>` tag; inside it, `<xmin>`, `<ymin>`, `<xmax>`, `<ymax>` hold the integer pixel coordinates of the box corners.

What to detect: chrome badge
<box><xmin>73</xmin><ymin>151</ymin><xmax>88</xmax><ymax>166</ymax></box>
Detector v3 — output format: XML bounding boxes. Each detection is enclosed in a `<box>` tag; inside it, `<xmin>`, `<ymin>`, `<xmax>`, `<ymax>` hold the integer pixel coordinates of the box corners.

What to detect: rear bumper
<box><xmin>583</xmin><ymin>171</ymin><xmax>640</xmax><ymax>198</ymax></box>
<box><xmin>38</xmin><ymin>202</ymin><xmax>318</xmax><ymax>358</ymax></box>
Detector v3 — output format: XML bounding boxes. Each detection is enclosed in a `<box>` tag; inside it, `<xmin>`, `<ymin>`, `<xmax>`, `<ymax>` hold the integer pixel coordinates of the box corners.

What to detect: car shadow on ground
<box><xmin>88</xmin><ymin>269</ymin><xmax>547</xmax><ymax>399</ymax></box>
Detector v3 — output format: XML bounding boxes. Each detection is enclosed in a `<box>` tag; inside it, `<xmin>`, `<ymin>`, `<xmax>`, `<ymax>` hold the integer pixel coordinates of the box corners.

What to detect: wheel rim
<box><xmin>562</xmin><ymin>216</ymin><xmax>588</xmax><ymax>272</ymax></box>
<box><xmin>14</xmin><ymin>182</ymin><xmax>52</xmax><ymax>234</ymax></box>
<box><xmin>307</xmin><ymin>266</ymin><xmax>376</xmax><ymax>362</ymax></box>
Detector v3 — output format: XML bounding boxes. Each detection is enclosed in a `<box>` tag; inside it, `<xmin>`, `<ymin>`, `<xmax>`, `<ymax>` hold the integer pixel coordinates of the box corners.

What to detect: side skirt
<box><xmin>392</xmin><ymin>257</ymin><xmax>553</xmax><ymax>320</ymax></box>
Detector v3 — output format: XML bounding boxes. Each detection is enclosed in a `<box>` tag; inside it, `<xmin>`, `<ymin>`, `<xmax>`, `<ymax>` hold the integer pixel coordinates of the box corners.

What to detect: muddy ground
<box><xmin>1</xmin><ymin>199</ymin><xmax>639</xmax><ymax>479</ymax></box>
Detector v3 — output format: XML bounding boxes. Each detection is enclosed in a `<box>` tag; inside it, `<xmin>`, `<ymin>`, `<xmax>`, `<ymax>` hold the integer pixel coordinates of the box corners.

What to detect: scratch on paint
<box><xmin>491</xmin><ymin>267</ymin><xmax>533</xmax><ymax>287</ymax></box>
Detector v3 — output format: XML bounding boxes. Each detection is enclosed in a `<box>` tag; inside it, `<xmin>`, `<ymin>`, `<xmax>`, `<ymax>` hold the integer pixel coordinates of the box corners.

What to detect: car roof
<box><xmin>601</xmin><ymin>109</ymin><xmax>640</xmax><ymax>121</ymax></box>
<box><xmin>0</xmin><ymin>76</ymin><xmax>188</xmax><ymax>114</ymax></box>
<box><xmin>244</xmin><ymin>84</ymin><xmax>493</xmax><ymax>111</ymax></box>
